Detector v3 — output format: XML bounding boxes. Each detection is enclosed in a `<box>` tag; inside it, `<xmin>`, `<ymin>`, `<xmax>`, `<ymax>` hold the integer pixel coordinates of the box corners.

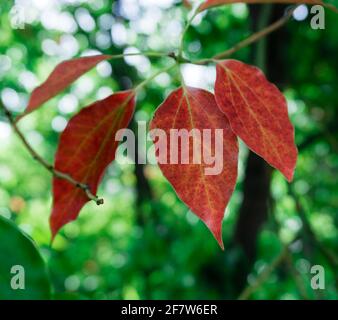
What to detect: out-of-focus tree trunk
<box><xmin>235</xmin><ymin>152</ymin><xmax>272</xmax><ymax>261</ymax></box>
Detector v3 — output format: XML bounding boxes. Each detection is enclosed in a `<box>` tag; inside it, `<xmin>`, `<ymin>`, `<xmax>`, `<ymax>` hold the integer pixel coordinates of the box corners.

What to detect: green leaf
<box><xmin>0</xmin><ymin>216</ymin><xmax>52</xmax><ymax>299</ymax></box>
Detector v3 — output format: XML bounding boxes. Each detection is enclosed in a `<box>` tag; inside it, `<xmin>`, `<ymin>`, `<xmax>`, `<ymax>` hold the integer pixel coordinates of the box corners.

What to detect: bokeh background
<box><xmin>0</xmin><ymin>0</ymin><xmax>337</xmax><ymax>299</ymax></box>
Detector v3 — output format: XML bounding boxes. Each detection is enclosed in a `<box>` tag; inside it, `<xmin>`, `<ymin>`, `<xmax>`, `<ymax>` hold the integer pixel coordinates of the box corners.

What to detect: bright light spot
<box><xmin>6</xmin><ymin>46</ymin><xmax>25</xmax><ymax>61</ymax></box>
<box><xmin>231</xmin><ymin>4</ymin><xmax>248</xmax><ymax>19</ymax></box>
<box><xmin>65</xmin><ymin>275</ymin><xmax>80</xmax><ymax>291</ymax></box>
<box><xmin>163</xmin><ymin>20</ymin><xmax>183</xmax><ymax>47</ymax></box>
<box><xmin>59</xmin><ymin>34</ymin><xmax>79</xmax><ymax>59</ymax></box>
<box><xmin>1</xmin><ymin>88</ymin><xmax>21</xmax><ymax>111</ymax></box>
<box><xmin>112</xmin><ymin>253</ymin><xmax>127</xmax><ymax>268</ymax></box>
<box><xmin>188</xmin><ymin>41</ymin><xmax>201</xmax><ymax>54</ymax></box>
<box><xmin>148</xmin><ymin>34</ymin><xmax>165</xmax><ymax>51</ymax></box>
<box><xmin>130</xmin><ymin>8</ymin><xmax>162</xmax><ymax>34</ymax></box>
<box><xmin>294</xmin><ymin>180</ymin><xmax>310</xmax><ymax>195</ymax></box>
<box><xmin>139</xmin><ymin>0</ymin><xmax>174</xmax><ymax>9</ymax></box>
<box><xmin>40</xmin><ymin>10</ymin><xmax>59</xmax><ymax>30</ymax></box>
<box><xmin>134</xmin><ymin>110</ymin><xmax>149</xmax><ymax>122</ymax></box>
<box><xmin>97</xmin><ymin>86</ymin><xmax>113</xmax><ymax>100</ymax></box>
<box><xmin>83</xmin><ymin>276</ymin><xmax>99</xmax><ymax>291</ymax></box>
<box><xmin>20</xmin><ymin>224</ymin><xmax>32</xmax><ymax>236</ymax></box>
<box><xmin>293</xmin><ymin>5</ymin><xmax>309</xmax><ymax>21</ymax></box>
<box><xmin>97</xmin><ymin>61</ymin><xmax>112</xmax><ymax>78</ymax></box>
<box><xmin>19</xmin><ymin>71</ymin><xmax>38</xmax><ymax>91</ymax></box>
<box><xmin>59</xmin><ymin>12</ymin><xmax>78</xmax><ymax>33</ymax></box>
<box><xmin>89</xmin><ymin>0</ymin><xmax>105</xmax><ymax>11</ymax></box>
<box><xmin>41</xmin><ymin>10</ymin><xmax>77</xmax><ymax>33</ymax></box>
<box><xmin>123</xmin><ymin>47</ymin><xmax>151</xmax><ymax>73</ymax></box>
<box><xmin>0</xmin><ymin>122</ymin><xmax>11</xmax><ymax>140</ymax></box>
<box><xmin>42</xmin><ymin>39</ymin><xmax>59</xmax><ymax>56</ymax></box>
<box><xmin>287</xmin><ymin>99</ymin><xmax>298</xmax><ymax>115</ymax></box>
<box><xmin>0</xmin><ymin>165</ymin><xmax>13</xmax><ymax>183</ymax></box>
<box><xmin>32</xmin><ymin>0</ymin><xmax>52</xmax><ymax>10</ymax></box>
<box><xmin>72</xmin><ymin>77</ymin><xmax>95</xmax><ymax>98</ymax></box>
<box><xmin>111</xmin><ymin>23</ymin><xmax>127</xmax><ymax>46</ymax></box>
<box><xmin>58</xmin><ymin>94</ymin><xmax>78</xmax><ymax>114</ymax></box>
<box><xmin>181</xmin><ymin>64</ymin><xmax>216</xmax><ymax>90</ymax></box>
<box><xmin>75</xmin><ymin>8</ymin><xmax>96</xmax><ymax>32</ymax></box>
<box><xmin>120</xmin><ymin>0</ymin><xmax>140</xmax><ymax>20</ymax></box>
<box><xmin>154</xmin><ymin>72</ymin><xmax>171</xmax><ymax>87</ymax></box>
<box><xmin>81</xmin><ymin>49</ymin><xmax>103</xmax><ymax>57</ymax></box>
<box><xmin>0</xmin><ymin>55</ymin><xmax>12</xmax><ymax>76</ymax></box>
<box><xmin>186</xmin><ymin>210</ymin><xmax>199</xmax><ymax>225</ymax></box>
<box><xmin>98</xmin><ymin>13</ymin><xmax>114</xmax><ymax>30</ymax></box>
<box><xmin>52</xmin><ymin>116</ymin><xmax>68</xmax><ymax>132</ymax></box>
<box><xmin>191</xmin><ymin>12</ymin><xmax>204</xmax><ymax>27</ymax></box>
<box><xmin>40</xmin><ymin>9</ymin><xmax>58</xmax><ymax>30</ymax></box>
<box><xmin>285</xmin><ymin>218</ymin><xmax>302</xmax><ymax>232</ymax></box>
<box><xmin>182</xmin><ymin>274</ymin><xmax>195</xmax><ymax>287</ymax></box>
<box><xmin>95</xmin><ymin>31</ymin><xmax>111</xmax><ymax>50</ymax></box>
<box><xmin>26</xmin><ymin>131</ymin><xmax>43</xmax><ymax>146</ymax></box>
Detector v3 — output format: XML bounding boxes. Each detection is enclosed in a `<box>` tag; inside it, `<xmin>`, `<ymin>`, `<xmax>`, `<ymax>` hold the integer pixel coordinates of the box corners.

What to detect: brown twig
<box><xmin>195</xmin><ymin>5</ymin><xmax>298</xmax><ymax>65</ymax></box>
<box><xmin>237</xmin><ymin>235</ymin><xmax>311</xmax><ymax>300</ymax></box>
<box><xmin>0</xmin><ymin>102</ymin><xmax>104</xmax><ymax>206</ymax></box>
<box><xmin>324</xmin><ymin>3</ymin><xmax>338</xmax><ymax>14</ymax></box>
<box><xmin>238</xmin><ymin>245</ymin><xmax>290</xmax><ymax>300</ymax></box>
<box><xmin>284</xmin><ymin>249</ymin><xmax>311</xmax><ymax>300</ymax></box>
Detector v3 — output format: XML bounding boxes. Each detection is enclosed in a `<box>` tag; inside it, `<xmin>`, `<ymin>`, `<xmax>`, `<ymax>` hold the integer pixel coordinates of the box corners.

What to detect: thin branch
<box><xmin>0</xmin><ymin>102</ymin><xmax>104</xmax><ymax>206</ymax></box>
<box><xmin>237</xmin><ymin>234</ymin><xmax>311</xmax><ymax>300</ymax></box>
<box><xmin>238</xmin><ymin>245</ymin><xmax>289</xmax><ymax>300</ymax></box>
<box><xmin>134</xmin><ymin>63</ymin><xmax>177</xmax><ymax>92</ymax></box>
<box><xmin>324</xmin><ymin>3</ymin><xmax>338</xmax><ymax>14</ymax></box>
<box><xmin>194</xmin><ymin>5</ymin><xmax>298</xmax><ymax>65</ymax></box>
<box><xmin>179</xmin><ymin>5</ymin><xmax>200</xmax><ymax>58</ymax></box>
<box><xmin>288</xmin><ymin>185</ymin><xmax>338</xmax><ymax>270</ymax></box>
<box><xmin>109</xmin><ymin>51</ymin><xmax>177</xmax><ymax>61</ymax></box>
<box><xmin>284</xmin><ymin>249</ymin><xmax>311</xmax><ymax>300</ymax></box>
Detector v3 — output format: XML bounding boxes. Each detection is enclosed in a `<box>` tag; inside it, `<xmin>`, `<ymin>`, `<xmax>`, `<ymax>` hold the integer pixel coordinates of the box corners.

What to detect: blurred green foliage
<box><xmin>0</xmin><ymin>0</ymin><xmax>337</xmax><ymax>299</ymax></box>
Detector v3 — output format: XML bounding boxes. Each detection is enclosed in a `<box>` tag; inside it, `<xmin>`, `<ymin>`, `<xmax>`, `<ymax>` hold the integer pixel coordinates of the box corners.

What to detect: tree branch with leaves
<box><xmin>1</xmin><ymin>0</ymin><xmax>337</xmax><ymax>245</ymax></box>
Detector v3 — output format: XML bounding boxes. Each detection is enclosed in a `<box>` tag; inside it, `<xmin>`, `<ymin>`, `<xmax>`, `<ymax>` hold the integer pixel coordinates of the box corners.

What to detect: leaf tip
<box><xmin>285</xmin><ymin>170</ymin><xmax>295</xmax><ymax>183</ymax></box>
<box><xmin>218</xmin><ymin>239</ymin><xmax>225</xmax><ymax>251</ymax></box>
<box><xmin>205</xmin><ymin>219</ymin><xmax>224</xmax><ymax>250</ymax></box>
<box><xmin>49</xmin><ymin>216</ymin><xmax>62</xmax><ymax>243</ymax></box>
<box><xmin>215</xmin><ymin>233</ymin><xmax>224</xmax><ymax>250</ymax></box>
<box><xmin>283</xmin><ymin>154</ymin><xmax>297</xmax><ymax>183</ymax></box>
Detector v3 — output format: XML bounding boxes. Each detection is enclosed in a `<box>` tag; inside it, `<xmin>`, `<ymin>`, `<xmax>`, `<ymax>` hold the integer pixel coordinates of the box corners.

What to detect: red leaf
<box><xmin>19</xmin><ymin>55</ymin><xmax>112</xmax><ymax>120</ymax></box>
<box><xmin>215</xmin><ymin>59</ymin><xmax>297</xmax><ymax>181</ymax></box>
<box><xmin>50</xmin><ymin>91</ymin><xmax>135</xmax><ymax>238</ymax></box>
<box><xmin>198</xmin><ymin>0</ymin><xmax>322</xmax><ymax>11</ymax></box>
<box><xmin>150</xmin><ymin>87</ymin><xmax>238</xmax><ymax>248</ymax></box>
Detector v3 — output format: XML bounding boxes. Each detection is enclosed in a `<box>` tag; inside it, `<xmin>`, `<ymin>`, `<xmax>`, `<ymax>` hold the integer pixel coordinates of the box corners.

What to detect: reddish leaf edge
<box><xmin>150</xmin><ymin>86</ymin><xmax>240</xmax><ymax>250</ymax></box>
<box><xmin>16</xmin><ymin>54</ymin><xmax>113</xmax><ymax>123</ymax></box>
<box><xmin>214</xmin><ymin>59</ymin><xmax>298</xmax><ymax>182</ymax></box>
<box><xmin>50</xmin><ymin>90</ymin><xmax>135</xmax><ymax>241</ymax></box>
